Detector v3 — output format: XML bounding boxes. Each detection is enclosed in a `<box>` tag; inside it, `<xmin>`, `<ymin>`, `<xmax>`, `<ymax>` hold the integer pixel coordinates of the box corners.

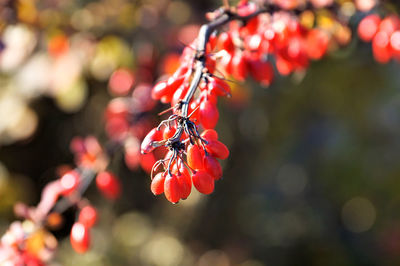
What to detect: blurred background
<box><xmin>1</xmin><ymin>0</ymin><xmax>400</xmax><ymax>265</ymax></box>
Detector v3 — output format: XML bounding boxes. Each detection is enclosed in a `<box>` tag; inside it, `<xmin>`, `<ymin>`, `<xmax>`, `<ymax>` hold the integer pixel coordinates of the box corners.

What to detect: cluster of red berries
<box><xmin>216</xmin><ymin>2</ymin><xmax>333</xmax><ymax>79</ymax></box>
<box><xmin>358</xmin><ymin>14</ymin><xmax>400</xmax><ymax>63</ymax></box>
<box><xmin>142</xmin><ymin>0</ymin><xmax>344</xmax><ymax>203</ymax></box>
<box><xmin>143</xmin><ymin>127</ymin><xmax>228</xmax><ymax>203</ymax></box>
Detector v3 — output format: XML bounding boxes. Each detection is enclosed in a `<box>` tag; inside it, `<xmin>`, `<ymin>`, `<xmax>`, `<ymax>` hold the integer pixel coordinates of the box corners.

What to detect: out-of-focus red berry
<box><xmin>96</xmin><ymin>171</ymin><xmax>121</xmax><ymax>200</ymax></box>
<box><xmin>70</xmin><ymin>222</ymin><xmax>90</xmax><ymax>254</ymax></box>
<box><xmin>78</xmin><ymin>206</ymin><xmax>97</xmax><ymax>228</ymax></box>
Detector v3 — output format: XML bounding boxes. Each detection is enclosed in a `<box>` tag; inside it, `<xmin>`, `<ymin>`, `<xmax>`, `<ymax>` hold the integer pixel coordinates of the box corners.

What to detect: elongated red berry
<box><xmin>60</xmin><ymin>170</ymin><xmax>80</xmax><ymax>196</ymax></box>
<box><xmin>151</xmin><ymin>80</ymin><xmax>171</xmax><ymax>100</ymax></box>
<box><xmin>70</xmin><ymin>222</ymin><xmax>90</xmax><ymax>253</ymax></box>
<box><xmin>164</xmin><ymin>174</ymin><xmax>182</xmax><ymax>203</ymax></box>
<box><xmin>78</xmin><ymin>206</ymin><xmax>97</xmax><ymax>228</ymax></box>
<box><xmin>176</xmin><ymin>172</ymin><xmax>191</xmax><ymax>199</ymax></box>
<box><xmin>204</xmin><ymin>155</ymin><xmax>223</xmax><ymax>180</ymax></box>
<box><xmin>192</xmin><ymin>170</ymin><xmax>214</xmax><ymax>194</ymax></box>
<box><xmin>231</xmin><ymin>52</ymin><xmax>248</xmax><ymax>81</ymax></box>
<box><xmin>151</xmin><ymin>172</ymin><xmax>165</xmax><ymax>195</ymax></box>
<box><xmin>199</xmin><ymin>100</ymin><xmax>219</xmax><ymax>129</ymax></box>
<box><xmin>247</xmin><ymin>58</ymin><xmax>274</xmax><ymax>86</ymax></box>
<box><xmin>141</xmin><ymin>128</ymin><xmax>163</xmax><ymax>154</ymax></box>
<box><xmin>201</xmin><ymin>129</ymin><xmax>218</xmax><ymax>141</ymax></box>
<box><xmin>187</xmin><ymin>144</ymin><xmax>204</xmax><ymax>170</ymax></box>
<box><xmin>96</xmin><ymin>171</ymin><xmax>121</xmax><ymax>200</ymax></box>
<box><xmin>205</xmin><ymin>140</ymin><xmax>229</xmax><ymax>160</ymax></box>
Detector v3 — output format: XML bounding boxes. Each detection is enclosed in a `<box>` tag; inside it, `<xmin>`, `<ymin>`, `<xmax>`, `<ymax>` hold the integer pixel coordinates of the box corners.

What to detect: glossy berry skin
<box><xmin>151</xmin><ymin>172</ymin><xmax>165</xmax><ymax>195</ymax></box>
<box><xmin>199</xmin><ymin>100</ymin><xmax>219</xmax><ymax>129</ymax></box>
<box><xmin>141</xmin><ymin>128</ymin><xmax>163</xmax><ymax>154</ymax></box>
<box><xmin>204</xmin><ymin>155</ymin><xmax>223</xmax><ymax>180</ymax></box>
<box><xmin>164</xmin><ymin>174</ymin><xmax>182</xmax><ymax>203</ymax></box>
<box><xmin>96</xmin><ymin>171</ymin><xmax>121</xmax><ymax>200</ymax></box>
<box><xmin>192</xmin><ymin>170</ymin><xmax>214</xmax><ymax>194</ymax></box>
<box><xmin>176</xmin><ymin>172</ymin><xmax>191</xmax><ymax>199</ymax></box>
<box><xmin>187</xmin><ymin>144</ymin><xmax>204</xmax><ymax>170</ymax></box>
<box><xmin>60</xmin><ymin>170</ymin><xmax>80</xmax><ymax>196</ymax></box>
<box><xmin>201</xmin><ymin>129</ymin><xmax>218</xmax><ymax>141</ymax></box>
<box><xmin>70</xmin><ymin>222</ymin><xmax>90</xmax><ymax>254</ymax></box>
<box><xmin>78</xmin><ymin>206</ymin><xmax>97</xmax><ymax>228</ymax></box>
<box><xmin>205</xmin><ymin>140</ymin><xmax>229</xmax><ymax>160</ymax></box>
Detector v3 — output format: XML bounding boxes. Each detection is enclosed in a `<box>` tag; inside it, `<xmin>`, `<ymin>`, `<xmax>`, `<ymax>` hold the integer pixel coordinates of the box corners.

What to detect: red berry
<box><xmin>141</xmin><ymin>128</ymin><xmax>163</xmax><ymax>154</ymax></box>
<box><xmin>379</xmin><ymin>15</ymin><xmax>400</xmax><ymax>35</ymax></box>
<box><xmin>192</xmin><ymin>170</ymin><xmax>214</xmax><ymax>194</ymax></box>
<box><xmin>201</xmin><ymin>129</ymin><xmax>219</xmax><ymax>141</ymax></box>
<box><xmin>306</xmin><ymin>29</ymin><xmax>329</xmax><ymax>60</ymax></box>
<box><xmin>205</xmin><ymin>140</ymin><xmax>229</xmax><ymax>160</ymax></box>
<box><xmin>96</xmin><ymin>171</ymin><xmax>121</xmax><ymax>200</ymax></box>
<box><xmin>163</xmin><ymin>126</ymin><xmax>176</xmax><ymax>140</ymax></box>
<box><xmin>60</xmin><ymin>170</ymin><xmax>80</xmax><ymax>196</ymax></box>
<box><xmin>70</xmin><ymin>222</ymin><xmax>90</xmax><ymax>253</ymax></box>
<box><xmin>204</xmin><ymin>155</ymin><xmax>223</xmax><ymax>180</ymax></box>
<box><xmin>151</xmin><ymin>172</ymin><xmax>165</xmax><ymax>195</ymax></box>
<box><xmin>187</xmin><ymin>144</ymin><xmax>204</xmax><ymax>170</ymax></box>
<box><xmin>390</xmin><ymin>31</ymin><xmax>400</xmax><ymax>59</ymax></box>
<box><xmin>372</xmin><ymin>31</ymin><xmax>391</xmax><ymax>63</ymax></box>
<box><xmin>358</xmin><ymin>14</ymin><xmax>381</xmax><ymax>42</ymax></box>
<box><xmin>208</xmin><ymin>78</ymin><xmax>231</xmax><ymax>97</ymax></box>
<box><xmin>164</xmin><ymin>174</ymin><xmax>182</xmax><ymax>203</ymax></box>
<box><xmin>231</xmin><ymin>52</ymin><xmax>248</xmax><ymax>81</ymax></box>
<box><xmin>78</xmin><ymin>206</ymin><xmax>97</xmax><ymax>228</ymax></box>
<box><xmin>218</xmin><ymin>32</ymin><xmax>234</xmax><ymax>52</ymax></box>
<box><xmin>199</xmin><ymin>100</ymin><xmax>219</xmax><ymax>129</ymax></box>
<box><xmin>176</xmin><ymin>172</ymin><xmax>191</xmax><ymax>199</ymax></box>
<box><xmin>247</xmin><ymin>57</ymin><xmax>274</xmax><ymax>86</ymax></box>
<box><xmin>151</xmin><ymin>80</ymin><xmax>170</xmax><ymax>100</ymax></box>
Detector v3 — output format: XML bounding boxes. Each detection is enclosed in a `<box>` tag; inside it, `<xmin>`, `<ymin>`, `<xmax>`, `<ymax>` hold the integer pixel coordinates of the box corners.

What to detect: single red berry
<box><xmin>151</xmin><ymin>172</ymin><xmax>166</xmax><ymax>195</ymax></box>
<box><xmin>187</xmin><ymin>144</ymin><xmax>204</xmax><ymax>170</ymax></box>
<box><xmin>176</xmin><ymin>172</ymin><xmax>191</xmax><ymax>199</ymax></box>
<box><xmin>60</xmin><ymin>170</ymin><xmax>80</xmax><ymax>196</ymax></box>
<box><xmin>163</xmin><ymin>126</ymin><xmax>176</xmax><ymax>140</ymax></box>
<box><xmin>390</xmin><ymin>31</ymin><xmax>400</xmax><ymax>59</ymax></box>
<box><xmin>218</xmin><ymin>32</ymin><xmax>234</xmax><ymax>52</ymax></box>
<box><xmin>306</xmin><ymin>29</ymin><xmax>329</xmax><ymax>60</ymax></box>
<box><xmin>78</xmin><ymin>206</ymin><xmax>97</xmax><ymax>228</ymax></box>
<box><xmin>151</xmin><ymin>80</ymin><xmax>171</xmax><ymax>100</ymax></box>
<box><xmin>70</xmin><ymin>222</ymin><xmax>90</xmax><ymax>254</ymax></box>
<box><xmin>201</xmin><ymin>129</ymin><xmax>219</xmax><ymax>141</ymax></box>
<box><xmin>204</xmin><ymin>155</ymin><xmax>223</xmax><ymax>180</ymax></box>
<box><xmin>192</xmin><ymin>170</ymin><xmax>214</xmax><ymax>194</ymax></box>
<box><xmin>141</xmin><ymin>128</ymin><xmax>163</xmax><ymax>154</ymax></box>
<box><xmin>205</xmin><ymin>140</ymin><xmax>229</xmax><ymax>160</ymax></box>
<box><xmin>164</xmin><ymin>174</ymin><xmax>182</xmax><ymax>203</ymax></box>
<box><xmin>247</xmin><ymin>57</ymin><xmax>274</xmax><ymax>86</ymax></box>
<box><xmin>358</xmin><ymin>14</ymin><xmax>381</xmax><ymax>42</ymax></box>
<box><xmin>372</xmin><ymin>31</ymin><xmax>391</xmax><ymax>63</ymax></box>
<box><xmin>199</xmin><ymin>100</ymin><xmax>219</xmax><ymax>129</ymax></box>
<box><xmin>96</xmin><ymin>171</ymin><xmax>121</xmax><ymax>200</ymax></box>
